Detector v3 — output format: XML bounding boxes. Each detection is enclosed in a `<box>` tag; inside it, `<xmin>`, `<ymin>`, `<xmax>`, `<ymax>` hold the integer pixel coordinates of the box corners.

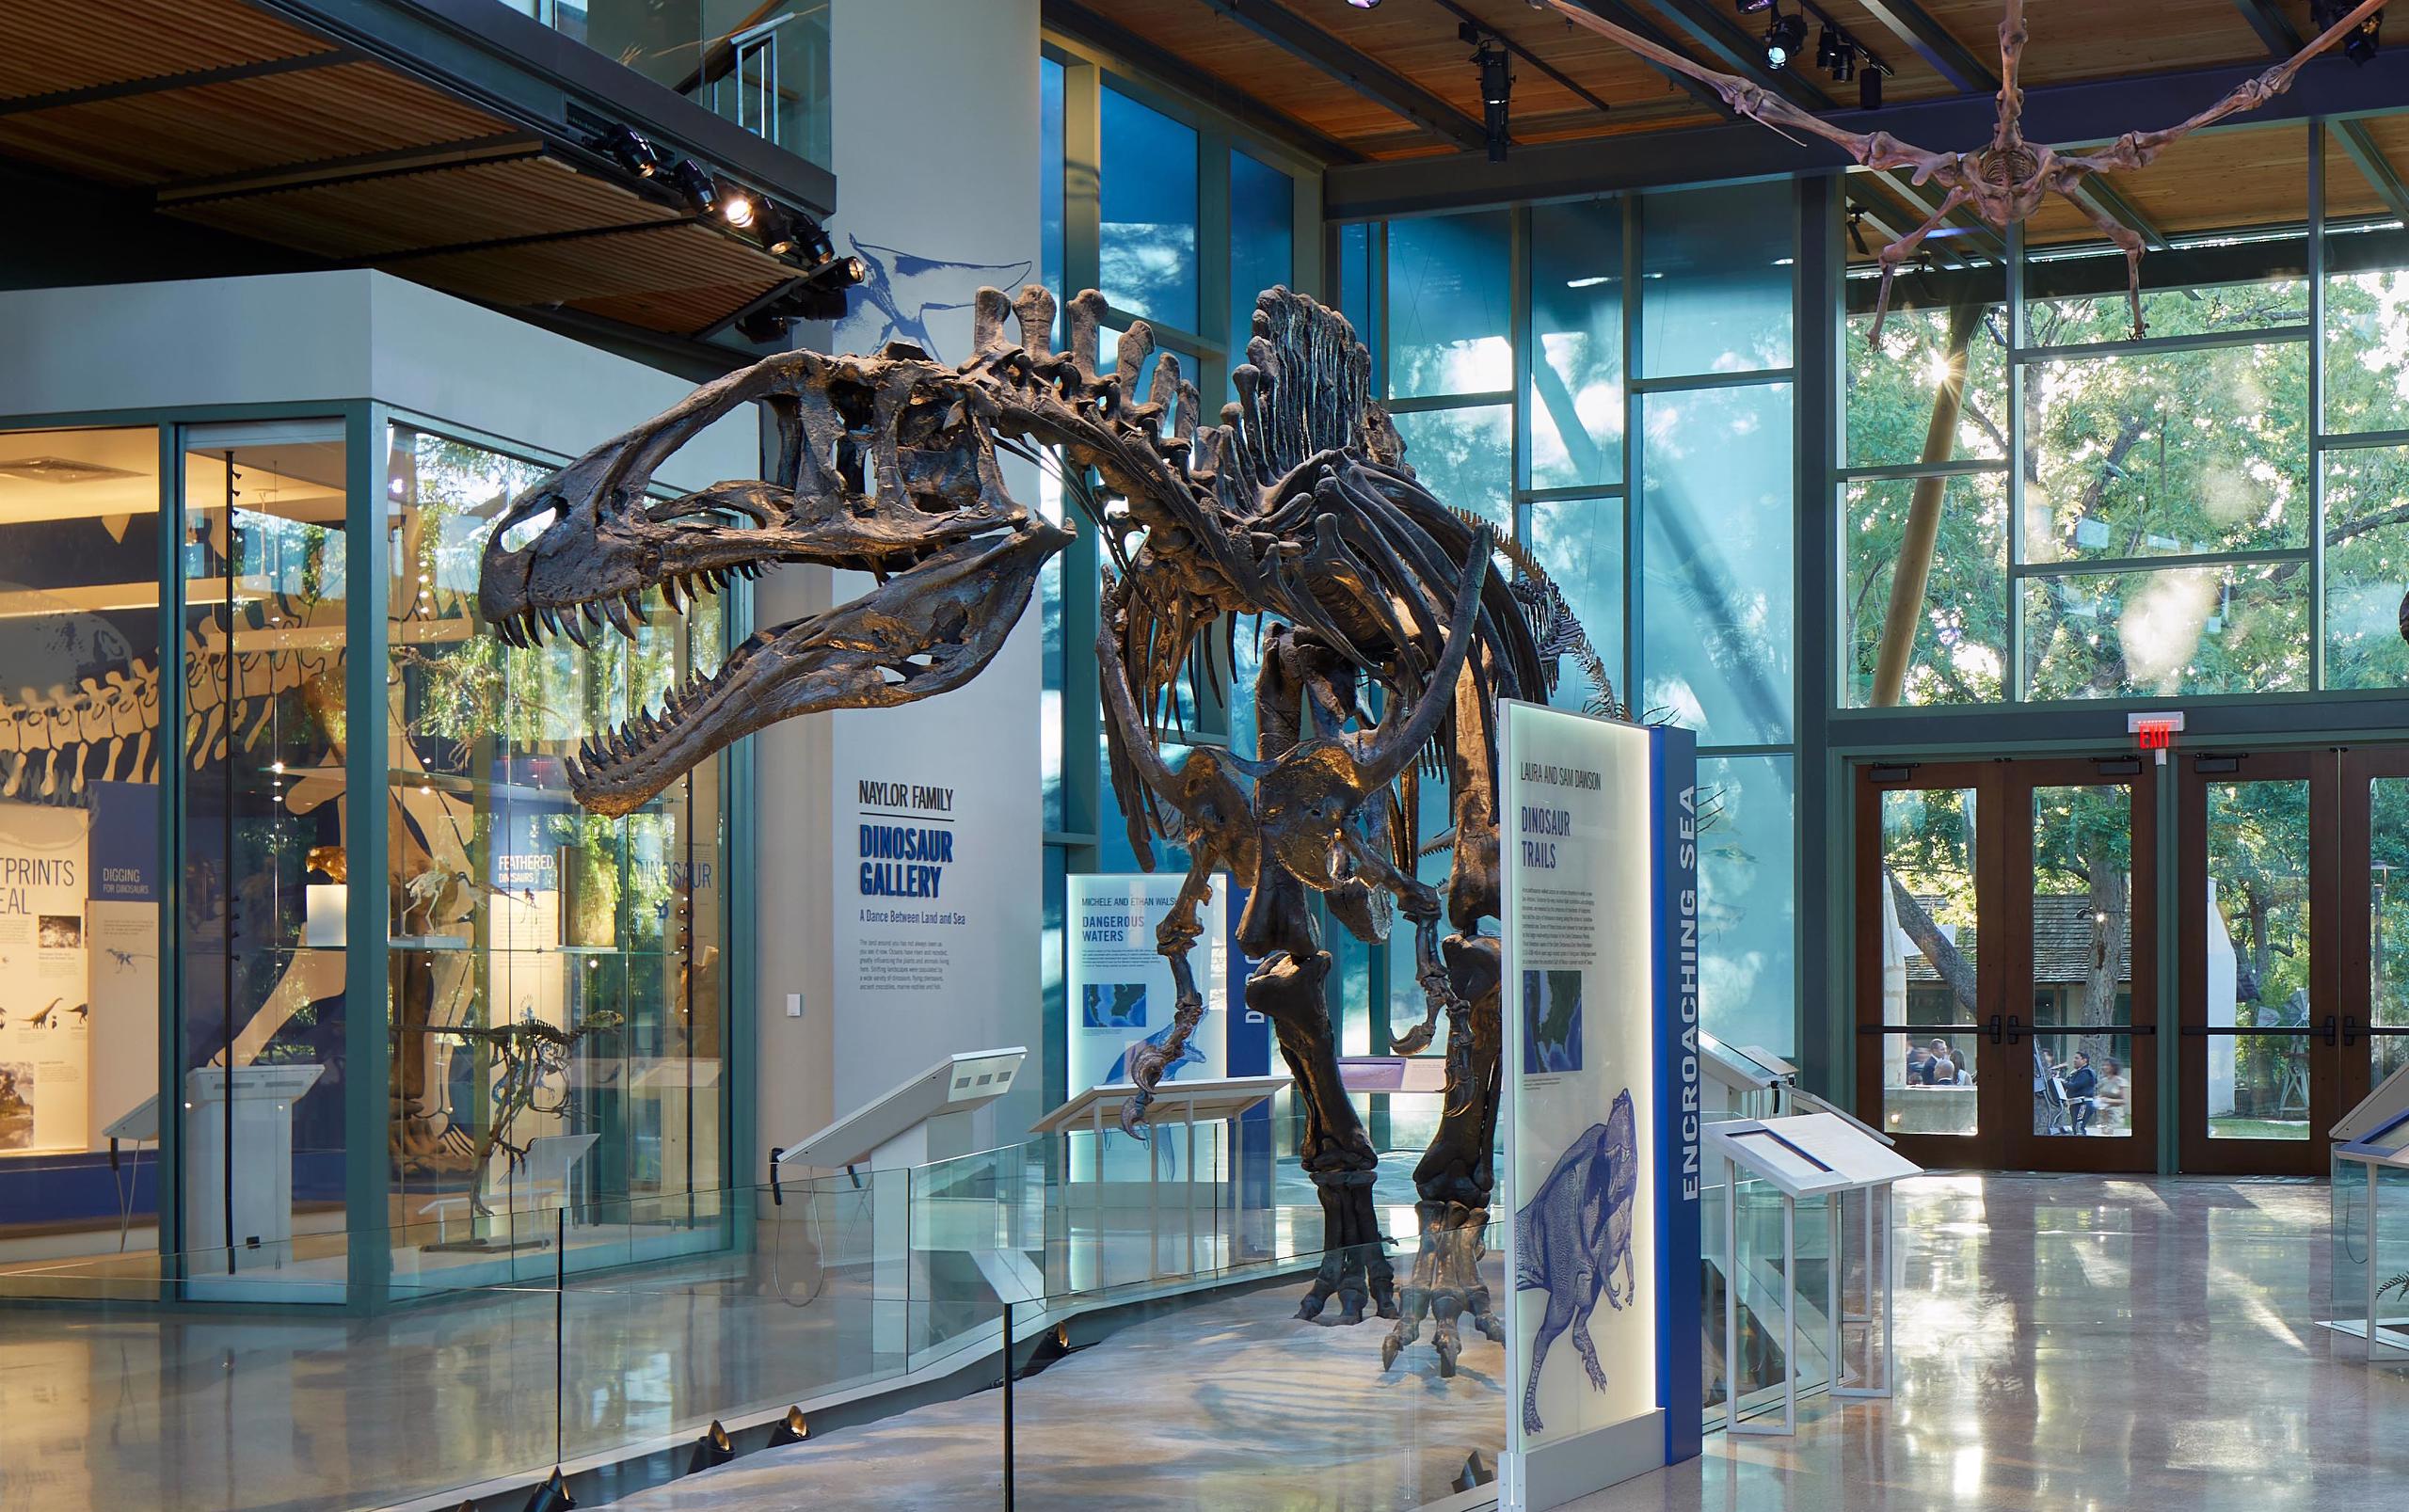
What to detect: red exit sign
<box><xmin>2128</xmin><ymin>711</ymin><xmax>2185</xmax><ymax>756</ymax></box>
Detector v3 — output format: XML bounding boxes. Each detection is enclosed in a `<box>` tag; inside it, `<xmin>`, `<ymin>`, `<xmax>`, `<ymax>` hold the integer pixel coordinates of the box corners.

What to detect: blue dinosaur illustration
<box><xmin>1110</xmin><ymin>1020</ymin><xmax>1207</xmax><ymax>1177</ymax></box>
<box><xmin>837</xmin><ymin>236</ymin><xmax>1033</xmax><ymax>363</ymax></box>
<box><xmin>1513</xmin><ymin>1090</ymin><xmax>1639</xmax><ymax>1436</ymax></box>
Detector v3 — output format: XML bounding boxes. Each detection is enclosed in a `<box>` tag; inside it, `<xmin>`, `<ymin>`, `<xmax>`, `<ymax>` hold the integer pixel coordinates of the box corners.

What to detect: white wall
<box><xmin>752</xmin><ymin>0</ymin><xmax>1045</xmax><ymax>1159</ymax></box>
<box><xmin>0</xmin><ymin>271</ymin><xmax>754</xmax><ymax>488</ymax></box>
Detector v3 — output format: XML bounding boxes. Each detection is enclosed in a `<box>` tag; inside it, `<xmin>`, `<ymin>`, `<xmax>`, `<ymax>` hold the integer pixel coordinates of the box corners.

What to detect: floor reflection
<box><xmin>1569</xmin><ymin>1173</ymin><xmax>2409</xmax><ymax>1512</ymax></box>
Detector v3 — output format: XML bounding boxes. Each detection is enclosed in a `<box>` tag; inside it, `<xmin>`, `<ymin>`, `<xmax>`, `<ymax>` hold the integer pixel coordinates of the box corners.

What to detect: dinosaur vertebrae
<box><xmin>0</xmin><ymin>641</ymin><xmax>342</xmax><ymax>800</ymax></box>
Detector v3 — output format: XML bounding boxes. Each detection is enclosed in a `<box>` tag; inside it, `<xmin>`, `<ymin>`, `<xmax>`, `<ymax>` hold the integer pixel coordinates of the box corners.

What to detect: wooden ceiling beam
<box><xmin>1185</xmin><ymin>0</ymin><xmax>1491</xmax><ymax>153</ymax></box>
<box><xmin>154</xmin><ymin>134</ymin><xmax>540</xmax><ymax>204</ymax></box>
<box><xmin>0</xmin><ymin>50</ymin><xmax>350</xmax><ymax>117</ymax></box>
<box><xmin>1043</xmin><ymin>0</ymin><xmax>1364</xmax><ymax>164</ymax></box>
<box><xmin>1855</xmin><ymin>0</ymin><xmax>1995</xmax><ymax>94</ymax></box>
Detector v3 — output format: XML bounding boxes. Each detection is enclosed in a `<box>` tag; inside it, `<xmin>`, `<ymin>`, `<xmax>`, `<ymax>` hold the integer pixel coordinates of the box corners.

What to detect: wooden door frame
<box><xmin>1996</xmin><ymin>757</ymin><xmax>2159</xmax><ymax>1174</ymax></box>
<box><xmin>2337</xmin><ymin>747</ymin><xmax>2409</xmax><ymax>1120</ymax></box>
<box><xmin>1854</xmin><ymin>760</ymin><xmax>2013</xmax><ymax>1170</ymax></box>
<box><xmin>2177</xmin><ymin>750</ymin><xmax>2339</xmax><ymax>1177</ymax></box>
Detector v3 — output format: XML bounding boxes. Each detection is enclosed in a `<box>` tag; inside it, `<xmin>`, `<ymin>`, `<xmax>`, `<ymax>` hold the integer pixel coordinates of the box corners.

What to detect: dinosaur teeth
<box><xmin>605</xmin><ymin>597</ymin><xmax>639</xmax><ymax>639</ymax></box>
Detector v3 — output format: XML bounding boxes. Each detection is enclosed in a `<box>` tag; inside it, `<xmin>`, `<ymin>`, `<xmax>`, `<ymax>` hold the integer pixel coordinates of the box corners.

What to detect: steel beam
<box><xmin>2226</xmin><ymin>0</ymin><xmax>2304</xmax><ymax>54</ymax></box>
<box><xmin>1856</xmin><ymin>0</ymin><xmax>1995</xmax><ymax>94</ymax></box>
<box><xmin>2226</xmin><ymin>0</ymin><xmax>2409</xmax><ymax>224</ymax></box>
<box><xmin>1187</xmin><ymin>0</ymin><xmax>1490</xmax><ymax>153</ymax></box>
<box><xmin>1428</xmin><ymin>0</ymin><xmax>1616</xmax><ymax>121</ymax></box>
<box><xmin>1643</xmin><ymin>0</ymin><xmax>1834</xmax><ymax>111</ymax></box>
<box><xmin>1327</xmin><ymin>44</ymin><xmax>2409</xmax><ymax>219</ymax></box>
<box><xmin>1045</xmin><ymin>0</ymin><xmax>1364</xmax><ymax>165</ymax></box>
<box><xmin>2065</xmin><ymin>176</ymin><xmax>2172</xmax><ymax>252</ymax></box>
<box><xmin>1551</xmin><ymin>0</ymin><xmax>1735</xmax><ymax>117</ymax></box>
<box><xmin>2336</xmin><ymin>119</ymin><xmax>2409</xmax><ymax>221</ymax></box>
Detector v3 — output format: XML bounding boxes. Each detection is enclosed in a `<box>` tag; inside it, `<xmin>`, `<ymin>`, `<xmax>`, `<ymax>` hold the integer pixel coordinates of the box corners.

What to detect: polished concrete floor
<box><xmin>5</xmin><ymin>1174</ymin><xmax>2405</xmax><ymax>1510</ymax></box>
<box><xmin>1567</xmin><ymin>1173</ymin><xmax>2409</xmax><ymax>1512</ymax></box>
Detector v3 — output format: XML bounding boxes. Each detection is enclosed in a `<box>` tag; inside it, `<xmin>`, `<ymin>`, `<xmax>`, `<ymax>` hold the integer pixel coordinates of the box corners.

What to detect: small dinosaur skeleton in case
<box><xmin>478</xmin><ymin>281</ymin><xmax>1616</xmax><ymax>1376</ymax></box>
<box><xmin>1536</xmin><ymin>0</ymin><xmax>2392</xmax><ymax>340</ymax></box>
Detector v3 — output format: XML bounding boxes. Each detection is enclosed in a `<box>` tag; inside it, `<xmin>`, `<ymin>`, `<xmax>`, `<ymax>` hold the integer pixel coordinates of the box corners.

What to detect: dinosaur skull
<box><xmin>478</xmin><ymin>345</ymin><xmax>1071</xmax><ymax>815</ymax></box>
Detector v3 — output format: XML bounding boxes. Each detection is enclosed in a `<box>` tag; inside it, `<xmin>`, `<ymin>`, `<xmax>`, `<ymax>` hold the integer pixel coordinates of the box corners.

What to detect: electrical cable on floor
<box><xmin>769</xmin><ymin>1177</ymin><xmax>873</xmax><ymax>1309</ymax></box>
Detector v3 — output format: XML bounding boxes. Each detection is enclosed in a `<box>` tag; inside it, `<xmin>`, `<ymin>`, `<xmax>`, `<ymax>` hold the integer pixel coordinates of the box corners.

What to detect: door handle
<box><xmin>1985</xmin><ymin>1013</ymin><xmax>2004</xmax><ymax>1045</ymax></box>
<box><xmin>2320</xmin><ymin>1013</ymin><xmax>2339</xmax><ymax>1049</ymax></box>
<box><xmin>2003</xmin><ymin>1014</ymin><xmax>2025</xmax><ymax>1045</ymax></box>
<box><xmin>2345</xmin><ymin>1015</ymin><xmax>2364</xmax><ymax>1048</ymax></box>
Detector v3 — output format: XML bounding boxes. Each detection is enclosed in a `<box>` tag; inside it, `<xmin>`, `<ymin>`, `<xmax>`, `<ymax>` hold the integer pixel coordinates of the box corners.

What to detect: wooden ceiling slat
<box><xmin>0</xmin><ymin>0</ymin><xmax>333</xmax><ymax>103</ymax></box>
<box><xmin>1905</xmin><ymin>0</ymin><xmax>2278</xmax><ymax>89</ymax></box>
<box><xmin>0</xmin><ymin>61</ymin><xmax>507</xmax><ymax>186</ymax></box>
<box><xmin>163</xmin><ymin>154</ymin><xmax>680</xmax><ymax>260</ymax></box>
<box><xmin>396</xmin><ymin>221</ymin><xmax>789</xmax><ymax>310</ymax></box>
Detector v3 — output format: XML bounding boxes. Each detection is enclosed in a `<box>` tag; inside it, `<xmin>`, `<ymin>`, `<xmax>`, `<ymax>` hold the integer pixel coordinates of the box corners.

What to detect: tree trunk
<box><xmin>1870</xmin><ymin>300</ymin><xmax>1987</xmax><ymax>707</ymax></box>
<box><xmin>2082</xmin><ymin>854</ymin><xmax>2130</xmax><ymax>1072</ymax></box>
<box><xmin>1890</xmin><ymin>869</ymin><xmax>1979</xmax><ymax>1020</ymax></box>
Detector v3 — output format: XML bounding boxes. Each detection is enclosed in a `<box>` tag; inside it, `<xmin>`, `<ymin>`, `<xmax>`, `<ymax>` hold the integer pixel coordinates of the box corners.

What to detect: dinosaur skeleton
<box><xmin>1537</xmin><ymin>0</ymin><xmax>2392</xmax><ymax>340</ymax></box>
<box><xmin>478</xmin><ymin>281</ymin><xmax>1616</xmax><ymax>1375</ymax></box>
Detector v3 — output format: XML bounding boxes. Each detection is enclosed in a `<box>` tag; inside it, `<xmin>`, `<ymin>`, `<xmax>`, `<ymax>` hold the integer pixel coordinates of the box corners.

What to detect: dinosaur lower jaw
<box><xmin>550</xmin><ymin>517</ymin><xmax>1067</xmax><ymax>816</ymax></box>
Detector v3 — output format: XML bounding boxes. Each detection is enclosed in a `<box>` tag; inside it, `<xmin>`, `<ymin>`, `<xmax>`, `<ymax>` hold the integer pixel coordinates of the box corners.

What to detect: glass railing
<box><xmin>1</xmin><ymin>1132</ymin><xmax>1784</xmax><ymax>1507</ymax></box>
<box><xmin>507</xmin><ymin>0</ymin><xmax>834</xmax><ymax>171</ymax></box>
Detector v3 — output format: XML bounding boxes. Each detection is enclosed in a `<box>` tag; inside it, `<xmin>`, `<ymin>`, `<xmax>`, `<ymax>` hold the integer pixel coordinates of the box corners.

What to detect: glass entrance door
<box><xmin>2001</xmin><ymin>761</ymin><xmax>2156</xmax><ymax>1170</ymax></box>
<box><xmin>2338</xmin><ymin>750</ymin><xmax>2409</xmax><ymax>1118</ymax></box>
<box><xmin>1856</xmin><ymin>757</ymin><xmax>2158</xmax><ymax>1172</ymax></box>
<box><xmin>2178</xmin><ymin>753</ymin><xmax>2337</xmax><ymax>1176</ymax></box>
<box><xmin>1857</xmin><ymin>763</ymin><xmax>1997</xmax><ymax>1167</ymax></box>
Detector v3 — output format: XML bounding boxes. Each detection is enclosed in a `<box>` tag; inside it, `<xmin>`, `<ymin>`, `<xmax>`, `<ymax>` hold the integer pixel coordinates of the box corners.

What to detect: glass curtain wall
<box><xmin>1035</xmin><ymin>41</ymin><xmax>1314</xmax><ymax>1101</ymax></box>
<box><xmin>1334</xmin><ymin>185</ymin><xmax>1803</xmax><ymax>1063</ymax></box>
<box><xmin>1837</xmin><ymin>119</ymin><xmax>2409</xmax><ymax>708</ymax></box>
<box><xmin>0</xmin><ymin>411</ymin><xmax>736</xmax><ymax>1301</ymax></box>
<box><xmin>382</xmin><ymin>424</ymin><xmax>732</xmax><ymax>1286</ymax></box>
<box><xmin>0</xmin><ymin>426</ymin><xmax>166</xmax><ymax>1280</ymax></box>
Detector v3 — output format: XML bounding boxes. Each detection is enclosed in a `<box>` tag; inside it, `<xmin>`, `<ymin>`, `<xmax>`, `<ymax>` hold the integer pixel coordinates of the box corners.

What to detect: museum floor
<box><xmin>4</xmin><ymin>1174</ymin><xmax>2406</xmax><ymax>1510</ymax></box>
<box><xmin>642</xmin><ymin>1173</ymin><xmax>2409</xmax><ymax>1512</ymax></box>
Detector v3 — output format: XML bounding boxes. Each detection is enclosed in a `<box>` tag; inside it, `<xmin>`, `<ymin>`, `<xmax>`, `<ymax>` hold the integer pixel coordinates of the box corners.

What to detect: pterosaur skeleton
<box><xmin>477</xmin><ymin>282</ymin><xmax>1616</xmax><ymax>1375</ymax></box>
<box><xmin>1536</xmin><ymin>0</ymin><xmax>2392</xmax><ymax>339</ymax></box>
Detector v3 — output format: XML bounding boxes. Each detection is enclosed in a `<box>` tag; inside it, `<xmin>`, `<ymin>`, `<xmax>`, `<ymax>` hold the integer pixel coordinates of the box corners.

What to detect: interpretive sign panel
<box><xmin>1066</xmin><ymin>872</ymin><xmax>1228</xmax><ymax>1096</ymax></box>
<box><xmin>1499</xmin><ymin>705</ymin><xmax>1699</xmax><ymax>1510</ymax></box>
<box><xmin>0</xmin><ymin>802</ymin><xmax>90</xmax><ymax>1154</ymax></box>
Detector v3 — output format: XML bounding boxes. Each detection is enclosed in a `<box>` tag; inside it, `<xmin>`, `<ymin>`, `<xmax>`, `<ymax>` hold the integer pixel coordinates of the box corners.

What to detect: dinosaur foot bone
<box><xmin>1382</xmin><ymin>1199</ymin><xmax>1500</xmax><ymax>1377</ymax></box>
<box><xmin>1293</xmin><ymin>1166</ymin><xmax>1393</xmax><ymax>1326</ymax></box>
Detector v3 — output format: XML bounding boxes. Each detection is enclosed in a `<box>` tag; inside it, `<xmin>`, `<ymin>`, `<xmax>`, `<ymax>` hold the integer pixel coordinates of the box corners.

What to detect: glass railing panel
<box><xmin>514</xmin><ymin>0</ymin><xmax>833</xmax><ymax>171</ymax></box>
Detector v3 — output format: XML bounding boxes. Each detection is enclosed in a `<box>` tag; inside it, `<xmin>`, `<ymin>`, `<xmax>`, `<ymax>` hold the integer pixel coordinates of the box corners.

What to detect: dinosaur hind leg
<box><xmin>1524</xmin><ymin>1292</ymin><xmax>1575</xmax><ymax>1435</ymax></box>
<box><xmin>2064</xmin><ymin>188</ymin><xmax>2149</xmax><ymax>339</ymax></box>
<box><xmin>1250</xmin><ymin>947</ymin><xmax>1392</xmax><ymax>1328</ymax></box>
<box><xmin>1866</xmin><ymin>187</ymin><xmax>1975</xmax><ymax>347</ymax></box>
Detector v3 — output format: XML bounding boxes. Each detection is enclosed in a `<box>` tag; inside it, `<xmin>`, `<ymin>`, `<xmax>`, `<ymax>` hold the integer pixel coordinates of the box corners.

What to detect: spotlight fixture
<box><xmin>1460</xmin><ymin>22</ymin><xmax>1513</xmax><ymax>163</ymax></box>
<box><xmin>1859</xmin><ymin>61</ymin><xmax>1883</xmax><ymax>109</ymax></box>
<box><xmin>766</xmin><ymin>1406</ymin><xmax>810</xmax><ymax>1446</ymax></box>
<box><xmin>687</xmin><ymin>1421</ymin><xmax>737</xmax><ymax>1474</ymax></box>
<box><xmin>732</xmin><ymin>255</ymin><xmax>869</xmax><ymax>342</ymax></box>
<box><xmin>669</xmin><ymin>158</ymin><xmax>721</xmax><ymax>217</ymax></box>
<box><xmin>1816</xmin><ymin>24</ymin><xmax>1842</xmax><ymax>72</ymax></box>
<box><xmin>1763</xmin><ymin>6</ymin><xmax>1807</xmax><ymax>71</ymax></box>
<box><xmin>1735</xmin><ymin>0</ymin><xmax>1773</xmax><ymax>12</ymax></box>
<box><xmin>522</xmin><ymin>1468</ymin><xmax>575</xmax><ymax>1512</ymax></box>
<box><xmin>756</xmin><ymin>204</ymin><xmax>835</xmax><ymax>263</ymax></box>
<box><xmin>719</xmin><ymin>189</ymin><xmax>757</xmax><ymax>229</ymax></box>
<box><xmin>1346</xmin><ymin>0</ymin><xmax>1381</xmax><ymax>8</ymax></box>
<box><xmin>593</xmin><ymin>123</ymin><xmax>662</xmax><ymax>179</ymax></box>
<box><xmin>2313</xmin><ymin>0</ymin><xmax>2381</xmax><ymax>61</ymax></box>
